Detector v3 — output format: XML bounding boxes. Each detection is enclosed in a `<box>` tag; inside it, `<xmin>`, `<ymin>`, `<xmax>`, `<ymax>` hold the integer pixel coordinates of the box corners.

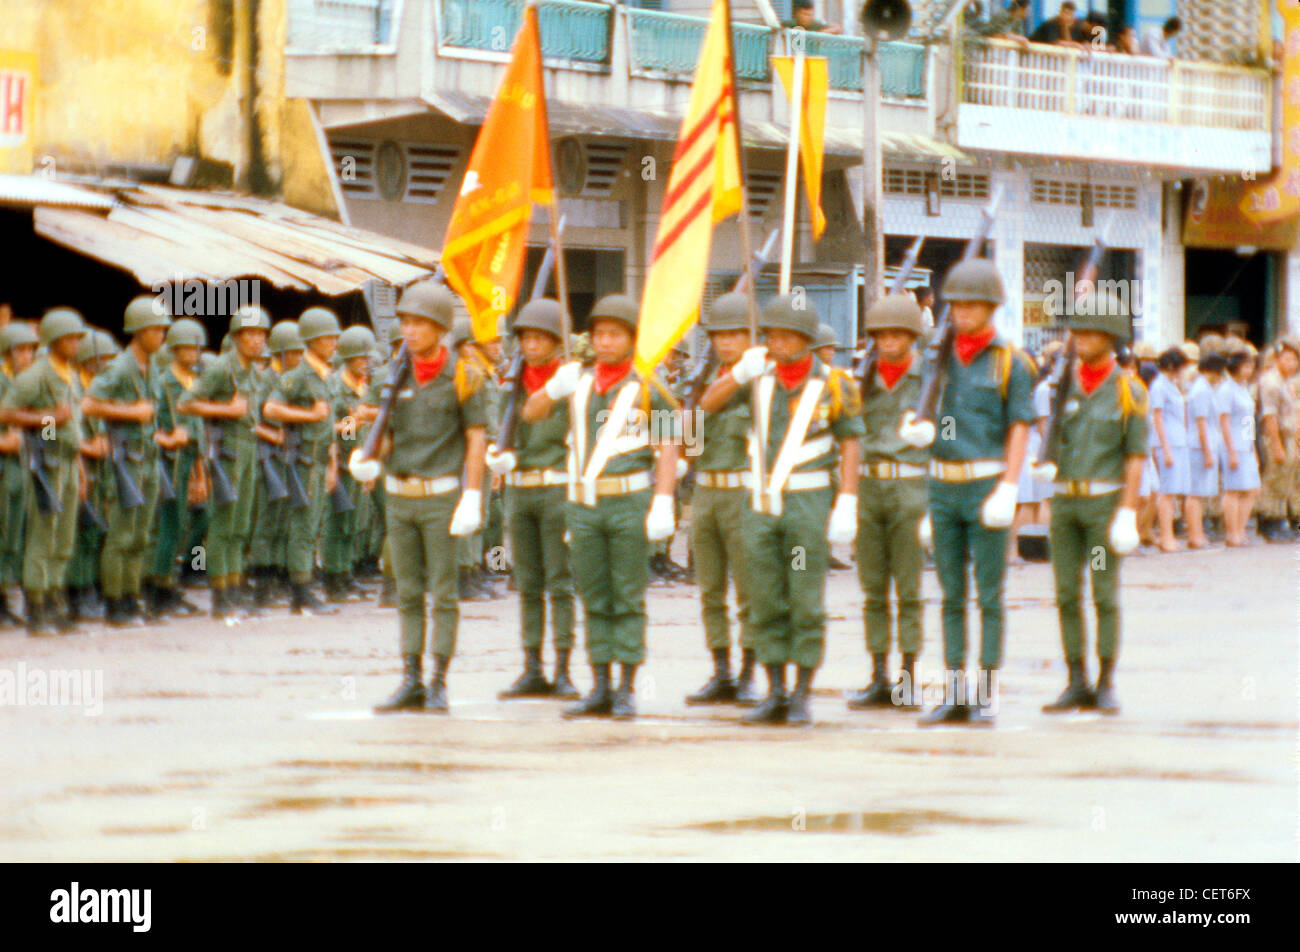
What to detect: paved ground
<box><xmin>1</xmin><ymin>537</ymin><xmax>1295</xmax><ymax>862</ymax></box>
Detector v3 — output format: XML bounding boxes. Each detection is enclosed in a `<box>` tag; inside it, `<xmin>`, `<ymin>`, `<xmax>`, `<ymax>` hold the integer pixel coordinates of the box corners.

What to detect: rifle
<box><xmin>23</xmin><ymin>431</ymin><xmax>62</xmax><ymax>515</ymax></box>
<box><xmin>329</xmin><ymin>477</ymin><xmax>355</xmax><ymax>513</ymax></box>
<box><xmin>1036</xmin><ymin>213</ymin><xmax>1114</xmax><ymax>467</ymax></box>
<box><xmin>281</xmin><ymin>425</ymin><xmax>312</xmax><ymax>510</ymax></box>
<box><xmin>253</xmin><ymin>424</ymin><xmax>289</xmax><ymax>504</ymax></box>
<box><xmin>855</xmin><ymin>235</ymin><xmax>926</xmax><ymax>393</ymax></box>
<box><xmin>79</xmin><ymin>498</ymin><xmax>108</xmax><ymax>534</ymax></box>
<box><xmin>913</xmin><ymin>185</ymin><xmax>1004</xmax><ymax>424</ymax></box>
<box><xmin>494</xmin><ymin>215</ymin><xmax>567</xmax><ymax>453</ymax></box>
<box><xmin>204</xmin><ymin>421</ymin><xmax>239</xmax><ymax>506</ymax></box>
<box><xmin>106</xmin><ymin>423</ymin><xmax>146</xmax><ymax>509</ymax></box>
<box><xmin>680</xmin><ymin>226</ymin><xmax>782</xmax><ymax>414</ymax></box>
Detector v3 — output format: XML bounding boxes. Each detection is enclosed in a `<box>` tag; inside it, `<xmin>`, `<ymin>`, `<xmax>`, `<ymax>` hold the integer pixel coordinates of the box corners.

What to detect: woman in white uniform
<box><xmin>1150</xmin><ymin>348</ymin><xmax>1190</xmax><ymax>552</ymax></box>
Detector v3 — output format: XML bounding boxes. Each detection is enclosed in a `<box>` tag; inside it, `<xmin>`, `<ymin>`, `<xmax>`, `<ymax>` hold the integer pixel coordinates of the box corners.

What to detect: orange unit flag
<box><xmin>773</xmin><ymin>55</ymin><xmax>828</xmax><ymax>241</ymax></box>
<box><xmin>441</xmin><ymin>5</ymin><xmax>554</xmax><ymax>343</ymax></box>
<box><xmin>634</xmin><ymin>0</ymin><xmax>743</xmax><ymax>377</ymax></box>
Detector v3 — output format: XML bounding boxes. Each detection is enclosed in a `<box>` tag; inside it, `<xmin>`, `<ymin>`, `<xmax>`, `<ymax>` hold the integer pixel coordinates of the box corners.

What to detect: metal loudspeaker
<box><xmin>859</xmin><ymin>0</ymin><xmax>912</xmax><ymax>40</ymax></box>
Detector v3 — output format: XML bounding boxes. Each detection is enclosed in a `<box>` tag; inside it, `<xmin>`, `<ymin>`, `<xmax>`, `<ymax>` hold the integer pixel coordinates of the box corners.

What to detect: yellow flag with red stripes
<box><xmin>441</xmin><ymin>4</ymin><xmax>554</xmax><ymax>343</ymax></box>
<box><xmin>773</xmin><ymin>55</ymin><xmax>828</xmax><ymax>241</ymax></box>
<box><xmin>634</xmin><ymin>0</ymin><xmax>743</xmax><ymax>376</ymax></box>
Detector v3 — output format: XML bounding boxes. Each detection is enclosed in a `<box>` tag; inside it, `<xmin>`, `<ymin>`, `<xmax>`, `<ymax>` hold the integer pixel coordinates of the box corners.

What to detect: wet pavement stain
<box><xmin>1058</xmin><ymin>768</ymin><xmax>1263</xmax><ymax>784</ymax></box>
<box><xmin>689</xmin><ymin>809</ymin><xmax>1021</xmax><ymax>836</ymax></box>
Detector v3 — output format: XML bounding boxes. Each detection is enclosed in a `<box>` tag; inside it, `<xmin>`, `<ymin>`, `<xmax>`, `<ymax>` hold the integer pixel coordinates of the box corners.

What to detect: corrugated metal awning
<box><xmin>26</xmin><ymin>180</ymin><xmax>439</xmax><ymax>294</ymax></box>
<box><xmin>0</xmin><ymin>174</ymin><xmax>117</xmax><ymax>211</ymax></box>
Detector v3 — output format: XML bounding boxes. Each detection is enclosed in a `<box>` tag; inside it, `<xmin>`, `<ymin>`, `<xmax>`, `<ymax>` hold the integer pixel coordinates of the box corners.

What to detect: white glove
<box><xmin>730</xmin><ymin>346</ymin><xmax>769</xmax><ymax>386</ymax></box>
<box><xmin>1107</xmin><ymin>506</ymin><xmax>1139</xmax><ymax>555</ymax></box>
<box><xmin>449</xmin><ymin>489</ymin><xmax>483</xmax><ymax>537</ymax></box>
<box><xmin>898</xmin><ymin>410</ymin><xmax>936</xmax><ymax>449</ymax></box>
<box><xmin>485</xmin><ymin>445</ymin><xmax>517</xmax><ymax>476</ymax></box>
<box><xmin>979</xmin><ymin>480</ymin><xmax>1018</xmax><ymax>529</ymax></box>
<box><xmin>826</xmin><ymin>493</ymin><xmax>858</xmax><ymax>544</ymax></box>
<box><xmin>543</xmin><ymin>361</ymin><xmax>584</xmax><ymax>400</ymax></box>
<box><xmin>645</xmin><ymin>493</ymin><xmax>676</xmax><ymax>542</ymax></box>
<box><xmin>1029</xmin><ymin>461</ymin><xmax>1058</xmax><ymax>484</ymax></box>
<box><xmin>348</xmin><ymin>448</ymin><xmax>382</xmax><ymax>483</ymax></box>
<box><xmin>918</xmin><ymin>513</ymin><xmax>933</xmax><ymax>548</ymax></box>
<box><xmin>675</xmin><ymin>457</ymin><xmax>688</xmax><ymax>481</ymax></box>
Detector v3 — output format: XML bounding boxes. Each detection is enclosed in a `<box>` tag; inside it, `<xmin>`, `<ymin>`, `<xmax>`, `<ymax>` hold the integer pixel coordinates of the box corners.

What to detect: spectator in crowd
<box><xmin>913</xmin><ymin>286</ymin><xmax>936</xmax><ymax>330</ymax></box>
<box><xmin>1030</xmin><ymin>1</ymin><xmax>1088</xmax><ymax>50</ymax></box>
<box><xmin>968</xmin><ymin>0</ymin><xmax>1031</xmax><ymax>48</ymax></box>
<box><xmin>785</xmin><ymin>0</ymin><xmax>841</xmax><ymax>35</ymax></box>
<box><xmin>1140</xmin><ymin>16</ymin><xmax>1181</xmax><ymax>58</ymax></box>
<box><xmin>1111</xmin><ymin>24</ymin><xmax>1140</xmax><ymax>54</ymax></box>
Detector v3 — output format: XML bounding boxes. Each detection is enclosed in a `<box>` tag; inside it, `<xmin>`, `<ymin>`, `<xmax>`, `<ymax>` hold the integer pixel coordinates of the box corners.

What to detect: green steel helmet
<box><xmin>513</xmin><ymin>298</ymin><xmax>564</xmax><ymax>340</ymax></box>
<box><xmin>942</xmin><ymin>259</ymin><xmax>1005</xmax><ymax>305</ymax></box>
<box><xmin>397</xmin><ymin>280</ymin><xmax>456</xmax><ymax>328</ymax></box>
<box><xmin>450</xmin><ymin>317</ymin><xmax>474</xmax><ymax>349</ymax></box>
<box><xmin>388</xmin><ymin>320</ymin><xmax>404</xmax><ymax>344</ymax></box>
<box><xmin>759</xmin><ymin>294</ymin><xmax>818</xmax><ymax>340</ymax></box>
<box><xmin>703</xmin><ymin>292</ymin><xmax>750</xmax><ymax>333</ymax></box>
<box><xmin>39</xmin><ymin>307</ymin><xmax>88</xmax><ymax>345</ymax></box>
<box><xmin>268</xmin><ymin>320</ymin><xmax>304</xmax><ymax>354</ymax></box>
<box><xmin>0</xmin><ymin>321</ymin><xmax>39</xmax><ymax>354</ymax></box>
<box><xmin>166</xmin><ymin>318</ymin><xmax>206</xmax><ymax>350</ymax></box>
<box><xmin>865</xmin><ymin>293</ymin><xmax>924</xmax><ymax>336</ymax></box>
<box><xmin>337</xmin><ymin>324</ymin><xmax>377</xmax><ymax>360</ymax></box>
<box><xmin>77</xmin><ymin>329</ymin><xmax>122</xmax><ymax>364</ymax></box>
<box><xmin>588</xmin><ymin>294</ymin><xmax>640</xmax><ymax>333</ymax></box>
<box><xmin>123</xmin><ymin>294</ymin><xmax>172</xmax><ymax>334</ymax></box>
<box><xmin>298</xmin><ymin>306</ymin><xmax>342</xmax><ymax>342</ymax></box>
<box><xmin>228</xmin><ymin>305</ymin><xmax>271</xmax><ymax>337</ymax></box>
<box><xmin>814</xmin><ymin>322</ymin><xmax>838</xmax><ymax>350</ymax></box>
<box><xmin>1068</xmin><ymin>290</ymin><xmax>1131</xmax><ymax>344</ymax></box>
<box><xmin>221</xmin><ymin>333</ymin><xmax>235</xmax><ymax>353</ymax></box>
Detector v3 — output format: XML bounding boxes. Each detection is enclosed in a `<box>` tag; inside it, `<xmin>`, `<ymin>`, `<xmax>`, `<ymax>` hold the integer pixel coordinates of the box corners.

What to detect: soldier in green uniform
<box><xmin>321</xmin><ymin>323</ymin><xmax>374</xmax><ymax>601</ymax></box>
<box><xmin>83</xmin><ymin>296</ymin><xmax>179</xmax><ymax>626</ymax></box>
<box><xmin>352</xmin><ymin>281</ymin><xmax>488</xmax><ymax>713</ymax></box>
<box><xmin>897</xmin><ymin>260</ymin><xmax>1035</xmax><ymax>727</ymax></box>
<box><xmin>847</xmin><ymin>294</ymin><xmax>929</xmax><ymax>710</ymax></box>
<box><xmin>699</xmin><ymin>295</ymin><xmax>864</xmax><ymax>726</ymax></box>
<box><xmin>0</xmin><ymin>308</ymin><xmax>88</xmax><ymax>634</ymax></box>
<box><xmin>682</xmin><ymin>293</ymin><xmax>759</xmax><ymax>706</ymax></box>
<box><xmin>0</xmin><ymin>322</ymin><xmax>40</xmax><ymax>626</ymax></box>
<box><xmin>264</xmin><ymin>307</ymin><xmax>342</xmax><ymax>615</ymax></box>
<box><xmin>144</xmin><ymin>318</ymin><xmax>206</xmax><ymax>617</ymax></box>
<box><xmin>522</xmin><ymin>294</ymin><xmax>680</xmax><ymax>720</ymax></box>
<box><xmin>179</xmin><ymin>306</ymin><xmax>270</xmax><ymax>619</ymax></box>
<box><xmin>450</xmin><ymin>318</ymin><xmax>501</xmax><ymax>601</ymax></box>
<box><xmin>1036</xmin><ymin>292</ymin><xmax>1147</xmax><ymax>715</ymax></box>
<box><xmin>485</xmin><ymin>298</ymin><xmax>578</xmax><ymax>700</ymax></box>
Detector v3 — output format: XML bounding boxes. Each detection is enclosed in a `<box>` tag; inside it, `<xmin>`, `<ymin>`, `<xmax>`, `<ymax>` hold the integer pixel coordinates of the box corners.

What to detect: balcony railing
<box><xmin>961</xmin><ymin>39</ymin><xmax>1270</xmax><ymax>131</ymax></box>
<box><xmin>287</xmin><ymin>0</ymin><xmax>393</xmax><ymax>50</ymax></box>
<box><xmin>439</xmin><ymin>0</ymin><xmax>612</xmax><ymax>64</ymax></box>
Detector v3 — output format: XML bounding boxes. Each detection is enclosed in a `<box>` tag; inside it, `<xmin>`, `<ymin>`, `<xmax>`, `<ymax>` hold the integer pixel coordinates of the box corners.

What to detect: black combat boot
<box><xmin>1093</xmin><ymin>658</ymin><xmax>1120</xmax><ymax>715</ymax></box>
<box><xmin>686</xmin><ymin>648</ymin><xmax>736</xmax><ymax>704</ymax></box>
<box><xmin>786</xmin><ymin>666</ymin><xmax>816</xmax><ymax>726</ymax></box>
<box><xmin>379</xmin><ymin>576</ymin><xmax>398</xmax><ymax>607</ymax></box>
<box><xmin>121</xmin><ymin>593</ymin><xmax>148</xmax><ymax>627</ymax></box>
<box><xmin>499</xmin><ymin>647</ymin><xmax>554</xmax><ymax>699</ymax></box>
<box><xmin>291</xmin><ymin>581</ymin><xmax>338</xmax><ymax>615</ymax></box>
<box><xmin>742</xmin><ymin>664</ymin><xmax>789</xmax><ymax>725</ymax></box>
<box><xmin>919</xmin><ymin>670</ymin><xmax>971</xmax><ymax>726</ymax></box>
<box><xmin>457</xmin><ymin>567</ymin><xmax>476</xmax><ymax>601</ymax></box>
<box><xmin>25</xmin><ymin>590</ymin><xmax>55</xmax><ymax>637</ymax></box>
<box><xmin>324</xmin><ymin>572</ymin><xmax>349</xmax><ymax>604</ymax></box>
<box><xmin>251</xmin><ymin>568</ymin><xmax>274</xmax><ymax>611</ymax></box>
<box><xmin>0</xmin><ymin>590</ymin><xmax>21</xmax><ymax>627</ymax></box>
<box><xmin>374</xmin><ymin>654</ymin><xmax>425</xmax><ymax>713</ymax></box>
<box><xmin>210</xmin><ymin>586</ymin><xmax>234</xmax><ymax>620</ymax></box>
<box><xmin>425</xmin><ymin>654</ymin><xmax>450</xmax><ymax>713</ymax></box>
<box><xmin>552</xmin><ymin>648</ymin><xmax>580</xmax><ymax>699</ymax></box>
<box><xmin>1042</xmin><ymin>658</ymin><xmax>1095</xmax><ymax>713</ymax></box>
<box><xmin>104</xmin><ymin>596</ymin><xmax>127</xmax><ymax>628</ymax></box>
<box><xmin>733</xmin><ymin>649</ymin><xmax>760</xmax><ymax>706</ymax></box>
<box><xmin>847</xmin><ymin>653</ymin><xmax>893</xmax><ymax>709</ymax></box>
<box><xmin>612</xmin><ymin>663</ymin><xmax>637</xmax><ymax>720</ymax></box>
<box><xmin>143</xmin><ymin>581</ymin><xmax>168</xmax><ymax>620</ymax></box>
<box><xmin>968</xmin><ymin>668</ymin><xmax>998</xmax><ymax>727</ymax></box>
<box><xmin>563</xmin><ymin>664</ymin><xmax>614</xmax><ymax>718</ymax></box>
<box><xmin>896</xmin><ymin>653</ymin><xmax>921</xmax><ymax>710</ymax></box>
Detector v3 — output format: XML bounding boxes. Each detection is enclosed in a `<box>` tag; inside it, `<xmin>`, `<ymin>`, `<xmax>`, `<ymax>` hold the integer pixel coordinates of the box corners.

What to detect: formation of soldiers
<box><xmin>2</xmin><ymin>255</ymin><xmax>1290</xmax><ymax>728</ymax></box>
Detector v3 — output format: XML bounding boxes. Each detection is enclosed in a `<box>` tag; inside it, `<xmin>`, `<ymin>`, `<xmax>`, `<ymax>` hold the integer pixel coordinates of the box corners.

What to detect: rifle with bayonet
<box><xmin>105</xmin><ymin>423</ymin><xmax>146</xmax><ymax>510</ymax></box>
<box><xmin>23</xmin><ymin>430</ymin><xmax>62</xmax><ymax>515</ymax></box>
<box><xmin>913</xmin><ymin>185</ymin><xmax>1004</xmax><ymax>424</ymax></box>
<box><xmin>204</xmin><ymin>420</ymin><xmax>239</xmax><ymax>507</ymax></box>
<box><xmin>252</xmin><ymin>421</ymin><xmax>289</xmax><ymax>503</ymax></box>
<box><xmin>493</xmin><ymin>215</ymin><xmax>567</xmax><ymax>454</ymax></box>
<box><xmin>1037</xmin><ymin>212</ymin><xmax>1114</xmax><ymax>468</ymax></box>
<box><xmin>680</xmin><ymin>226</ymin><xmax>782</xmax><ymax>415</ymax></box>
<box><xmin>856</xmin><ymin>235</ymin><xmax>925</xmax><ymax>393</ymax></box>
<box><xmin>281</xmin><ymin>424</ymin><xmax>312</xmax><ymax>510</ymax></box>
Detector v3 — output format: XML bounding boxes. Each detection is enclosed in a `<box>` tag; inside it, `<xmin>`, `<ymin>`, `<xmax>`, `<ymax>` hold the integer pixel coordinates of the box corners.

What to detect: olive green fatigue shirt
<box><xmin>860</xmin><ymin>356</ymin><xmax>927</xmax><ymax>465</ymax></box>
<box><xmin>156</xmin><ymin>364</ymin><xmax>202</xmax><ymax>445</ymax></box>
<box><xmin>1054</xmin><ymin>368</ymin><xmax>1149</xmax><ymax>482</ymax></box>
<box><xmin>89</xmin><ymin>349</ymin><xmax>161</xmax><ymax>458</ymax></box>
<box><xmin>512</xmin><ymin>383</ymin><xmax>569</xmax><ymax>470</ymax></box>
<box><xmin>387</xmin><ymin>355</ymin><xmax>489</xmax><ymax>478</ymax></box>
<box><xmin>3</xmin><ymin>355</ymin><xmax>83</xmax><ymax>459</ymax></box>
<box><xmin>575</xmin><ymin>370</ymin><xmax>678</xmax><ymax>477</ymax></box>
<box><xmin>694</xmin><ymin>365</ymin><xmax>750</xmax><ymax>472</ymax></box>
<box><xmin>738</xmin><ymin>358</ymin><xmax>865</xmax><ymax>473</ymax></box>
<box><xmin>188</xmin><ymin>349</ymin><xmax>261</xmax><ymax>444</ymax></box>
<box><xmin>273</xmin><ymin>355</ymin><xmax>335</xmax><ymax>459</ymax></box>
<box><xmin>931</xmin><ymin>335</ymin><xmax>1037</xmax><ymax>462</ymax></box>
<box><xmin>328</xmin><ymin>367</ymin><xmax>368</xmax><ymax>456</ymax></box>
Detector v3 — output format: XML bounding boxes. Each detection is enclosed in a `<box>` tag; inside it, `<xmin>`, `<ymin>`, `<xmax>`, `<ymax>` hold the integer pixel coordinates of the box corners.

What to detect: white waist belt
<box><xmin>928</xmin><ymin>459</ymin><xmax>1006</xmax><ymax>482</ymax></box>
<box><xmin>861</xmin><ymin>461</ymin><xmax>927</xmax><ymax>480</ymax></box>
<box><xmin>384</xmin><ymin>474</ymin><xmax>460</xmax><ymax>497</ymax></box>
<box><xmin>744</xmin><ymin>469</ymin><xmax>832</xmax><ymax>492</ymax></box>
<box><xmin>695</xmin><ymin>470</ymin><xmax>747</xmax><ymax>490</ymax></box>
<box><xmin>506</xmin><ymin>468</ymin><xmax>568</xmax><ymax>488</ymax></box>
<box><xmin>1053</xmin><ymin>479</ymin><xmax>1124</xmax><ymax>497</ymax></box>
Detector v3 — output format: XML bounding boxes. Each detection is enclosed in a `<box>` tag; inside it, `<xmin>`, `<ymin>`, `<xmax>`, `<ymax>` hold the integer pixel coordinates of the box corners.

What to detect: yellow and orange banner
<box><xmin>634</xmin><ymin>0</ymin><xmax>743</xmax><ymax>377</ymax></box>
<box><xmin>773</xmin><ymin>54</ymin><xmax>828</xmax><ymax>241</ymax></box>
<box><xmin>0</xmin><ymin>50</ymin><xmax>37</xmax><ymax>174</ymax></box>
<box><xmin>441</xmin><ymin>5</ymin><xmax>554</xmax><ymax>343</ymax></box>
<box><xmin>1239</xmin><ymin>4</ymin><xmax>1300</xmax><ymax>225</ymax></box>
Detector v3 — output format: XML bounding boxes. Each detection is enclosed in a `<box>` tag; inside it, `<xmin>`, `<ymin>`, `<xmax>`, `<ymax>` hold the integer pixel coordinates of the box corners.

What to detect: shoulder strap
<box><xmin>454</xmin><ymin>359</ymin><xmax>483</xmax><ymax>403</ymax></box>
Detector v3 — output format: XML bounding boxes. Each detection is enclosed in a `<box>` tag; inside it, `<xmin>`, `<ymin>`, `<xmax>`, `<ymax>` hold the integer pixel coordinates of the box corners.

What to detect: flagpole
<box><xmin>778</xmin><ymin>46</ymin><xmax>805</xmax><ymax>296</ymax></box>
<box><xmin>719</xmin><ymin>0</ymin><xmax>767</xmax><ymax>504</ymax></box>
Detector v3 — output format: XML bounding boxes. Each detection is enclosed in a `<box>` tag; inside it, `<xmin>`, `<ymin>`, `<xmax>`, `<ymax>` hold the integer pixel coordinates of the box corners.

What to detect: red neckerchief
<box><xmin>412</xmin><ymin>346</ymin><xmax>448</xmax><ymax>385</ymax></box>
<box><xmin>877</xmin><ymin>354</ymin><xmax>912</xmax><ymax>390</ymax></box>
<box><xmin>1077</xmin><ymin>356</ymin><xmax>1116</xmax><ymax>396</ymax></box>
<box><xmin>594</xmin><ymin>358</ymin><xmax>633</xmax><ymax>395</ymax></box>
<box><xmin>954</xmin><ymin>326</ymin><xmax>996</xmax><ymax>366</ymax></box>
<box><xmin>521</xmin><ymin>358</ymin><xmax>560</xmax><ymax>394</ymax></box>
<box><xmin>775</xmin><ymin>352</ymin><xmax>813</xmax><ymax>390</ymax></box>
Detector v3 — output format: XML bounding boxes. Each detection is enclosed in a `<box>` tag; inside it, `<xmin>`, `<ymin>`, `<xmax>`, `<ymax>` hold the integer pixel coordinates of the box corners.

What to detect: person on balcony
<box><xmin>1139</xmin><ymin>16</ymin><xmax>1181</xmax><ymax>59</ymax></box>
<box><xmin>784</xmin><ymin>0</ymin><xmax>841</xmax><ymax>35</ymax></box>
<box><xmin>967</xmin><ymin>0</ymin><xmax>1030</xmax><ymax>48</ymax></box>
<box><xmin>1111</xmin><ymin>24</ymin><xmax>1140</xmax><ymax>55</ymax></box>
<box><xmin>1029</xmin><ymin>1</ymin><xmax>1088</xmax><ymax>50</ymax></box>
